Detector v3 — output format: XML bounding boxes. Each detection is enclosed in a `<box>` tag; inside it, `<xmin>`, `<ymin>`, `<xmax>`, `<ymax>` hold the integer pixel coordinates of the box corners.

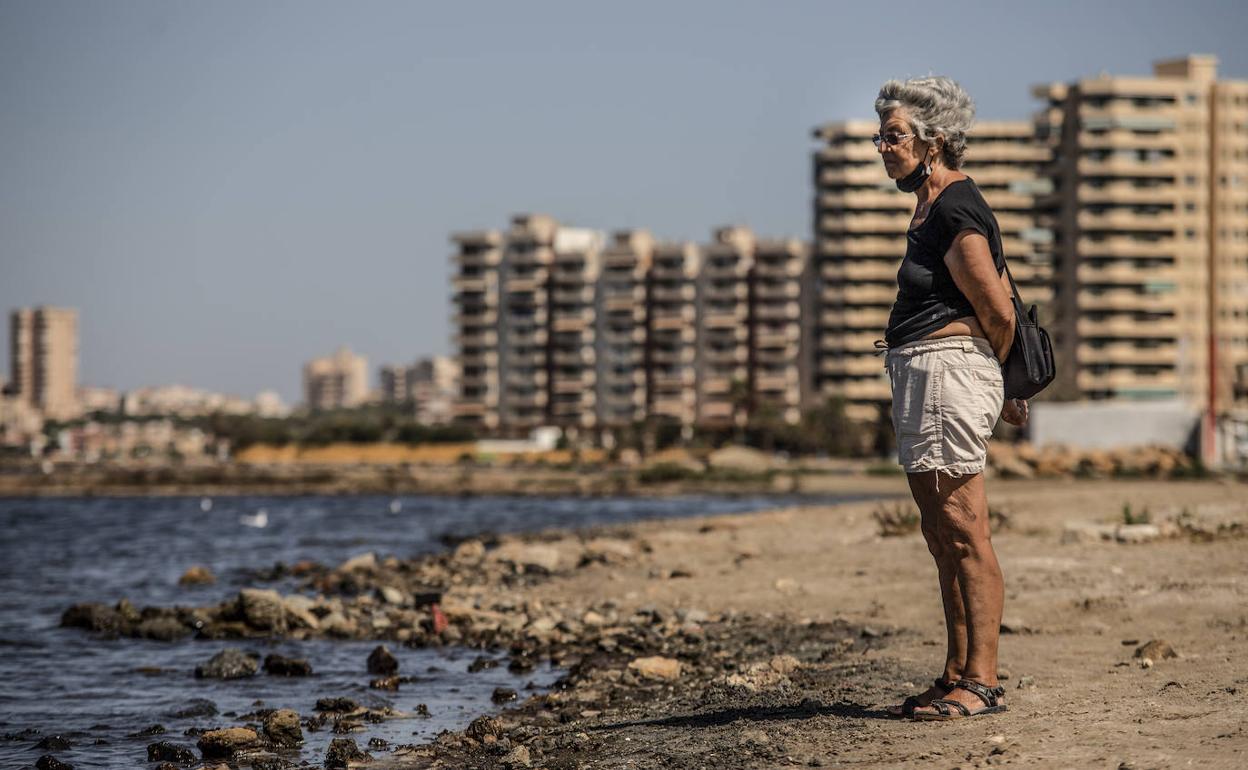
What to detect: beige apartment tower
<box><xmin>8</xmin><ymin>306</ymin><xmax>79</xmax><ymax>419</ymax></box>
<box><xmin>1035</xmin><ymin>54</ymin><xmax>1248</xmax><ymax>411</ymax></box>
<box><xmin>451</xmin><ymin>230</ymin><xmax>503</xmax><ymax>429</ymax></box>
<box><xmin>548</xmin><ymin>226</ymin><xmax>606</xmax><ymax>430</ymax></box>
<box><xmin>303</xmin><ymin>347</ymin><xmax>368</xmax><ymax>410</ymax></box>
<box><xmin>812</xmin><ymin>121</ymin><xmax>1052</xmax><ymax>420</ymax></box>
<box><xmin>646</xmin><ymin>240</ymin><xmax>703</xmax><ymax>427</ymax></box>
<box><xmin>597</xmin><ymin>230</ymin><xmax>655</xmax><ymax>427</ymax></box>
<box><xmin>752</xmin><ymin>237</ymin><xmax>812</xmax><ymax>425</ymax></box>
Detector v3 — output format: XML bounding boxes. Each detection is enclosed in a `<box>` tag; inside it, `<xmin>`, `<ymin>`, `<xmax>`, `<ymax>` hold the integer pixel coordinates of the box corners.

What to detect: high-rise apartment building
<box><xmin>752</xmin><ymin>237</ymin><xmax>812</xmax><ymax>425</ymax></box>
<box><xmin>8</xmin><ymin>306</ymin><xmax>79</xmax><ymax>419</ymax></box>
<box><xmin>597</xmin><ymin>230</ymin><xmax>654</xmax><ymax>427</ymax></box>
<box><xmin>303</xmin><ymin>347</ymin><xmax>368</xmax><ymax>410</ymax></box>
<box><xmin>382</xmin><ymin>357</ymin><xmax>460</xmax><ymax>424</ymax></box>
<box><xmin>699</xmin><ymin>226</ymin><xmax>755</xmax><ymax>425</ymax></box>
<box><xmin>549</xmin><ymin>227</ymin><xmax>606</xmax><ymax>430</ymax></box>
<box><xmin>1035</xmin><ymin>54</ymin><xmax>1248</xmax><ymax>411</ymax></box>
<box><xmin>811</xmin><ymin>121</ymin><xmax>1052</xmax><ymax>420</ymax></box>
<box><xmin>451</xmin><ymin>230</ymin><xmax>503</xmax><ymax>429</ymax></box>
<box><xmin>450</xmin><ymin>216</ymin><xmax>810</xmax><ymax>434</ymax></box>
<box><xmin>646</xmin><ymin>240</ymin><xmax>703</xmax><ymax>427</ymax></box>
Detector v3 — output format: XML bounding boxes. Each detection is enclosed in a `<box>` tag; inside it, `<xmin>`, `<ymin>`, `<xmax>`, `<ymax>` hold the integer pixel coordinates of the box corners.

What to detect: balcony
<box><xmin>754</xmin><ymin>282</ymin><xmax>800</xmax><ymax>301</ymax></box>
<box><xmin>1077</xmin><ymin>316</ymin><xmax>1180</xmax><ymax>338</ymax></box>
<box><xmin>748</xmin><ymin>303</ymin><xmax>796</xmax><ymax>323</ymax></box>
<box><xmin>704</xmin><ymin>312</ymin><xmax>746</xmax><ymax>329</ymax></box>
<box><xmin>820</xmin><ymin>261</ymin><xmax>899</xmax><ymax>282</ymax></box>
<box><xmin>1077</xmin><ymin>210</ymin><xmax>1179</xmax><ymax>231</ymax></box>
<box><xmin>1076</xmin><ymin>237</ymin><xmax>1176</xmax><ymax>259</ymax></box>
<box><xmin>1076</xmin><ymin>343</ymin><xmax>1178</xmax><ymax>366</ymax></box>
<box><xmin>820</xmin><ymin>356</ymin><xmax>888</xmax><ymax>376</ymax></box>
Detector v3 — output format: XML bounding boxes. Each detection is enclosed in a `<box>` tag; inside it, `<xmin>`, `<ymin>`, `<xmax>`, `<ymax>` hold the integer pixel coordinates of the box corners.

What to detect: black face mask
<box><xmin>895</xmin><ymin>153</ymin><xmax>931</xmax><ymax>193</ymax></box>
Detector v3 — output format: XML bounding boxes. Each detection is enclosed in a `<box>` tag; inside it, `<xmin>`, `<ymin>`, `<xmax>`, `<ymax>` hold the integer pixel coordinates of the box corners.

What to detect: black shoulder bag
<box><xmin>1000</xmin><ymin>260</ymin><xmax>1056</xmax><ymax>400</ymax></box>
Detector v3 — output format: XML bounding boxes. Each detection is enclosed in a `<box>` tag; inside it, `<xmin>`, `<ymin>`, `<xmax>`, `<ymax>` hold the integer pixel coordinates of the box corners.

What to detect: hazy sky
<box><xmin>2</xmin><ymin>1</ymin><xmax>1245</xmax><ymax>403</ymax></box>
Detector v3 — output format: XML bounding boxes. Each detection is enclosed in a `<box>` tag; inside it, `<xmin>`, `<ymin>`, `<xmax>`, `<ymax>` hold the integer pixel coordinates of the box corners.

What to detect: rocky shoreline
<box><xmin>55</xmin><ymin>524</ymin><xmax>889</xmax><ymax>768</ymax></box>
<box><xmin>39</xmin><ymin>477</ymin><xmax>1248</xmax><ymax>768</ymax></box>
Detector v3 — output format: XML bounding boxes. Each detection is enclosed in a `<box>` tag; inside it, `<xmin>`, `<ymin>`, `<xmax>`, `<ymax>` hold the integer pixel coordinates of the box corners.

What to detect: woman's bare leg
<box><xmin>911</xmin><ymin>470</ymin><xmax>1006</xmax><ymax>715</ymax></box>
<box><xmin>908</xmin><ymin>471</ymin><xmax>966</xmax><ymax>683</ymax></box>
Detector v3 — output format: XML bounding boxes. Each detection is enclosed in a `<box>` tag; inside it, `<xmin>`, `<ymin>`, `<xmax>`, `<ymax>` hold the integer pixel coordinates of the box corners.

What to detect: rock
<box><xmin>60</xmin><ymin>603</ymin><xmax>124</xmax><ymax>635</ymax></box>
<box><xmin>468</xmin><ymin>655</ymin><xmax>499</xmax><ymax>673</ymax></box>
<box><xmin>997</xmin><ymin>668</ymin><xmax>1011</xmax><ymax>681</ymax></box>
<box><xmin>136</xmin><ymin>616</ymin><xmax>191</xmax><ymax>641</ymax></box>
<box><xmin>282</xmin><ymin>595</ymin><xmax>322</xmax><ymax>630</ymax></box>
<box><xmin>35</xmin><ymin>757</ymin><xmax>73</xmax><ymax>770</ymax></box>
<box><xmin>581</xmin><ymin>610</ymin><xmax>607</xmax><ymax>626</ymax></box>
<box><xmin>1000</xmin><ymin>617</ymin><xmax>1029</xmax><ymax>634</ymax></box>
<box><xmin>367</xmin><ymin>645</ymin><xmax>399</xmax><ymax>675</ymax></box>
<box><xmin>324</xmin><ymin>737</ymin><xmax>369</xmax><ymax>769</ymax></box>
<box><xmin>263</xmin><ymin>654</ymin><xmax>313</xmax><ymax>677</ymax></box>
<box><xmin>195</xmin><ymin>648</ymin><xmax>258</xmax><ymax>679</ymax></box>
<box><xmin>774</xmin><ymin>578</ymin><xmax>800</xmax><ymax>594</ymax></box>
<box><xmin>1017</xmin><ymin>676</ymin><xmax>1036</xmax><ymax>689</ymax></box>
<box><xmin>133</xmin><ymin>724</ymin><xmax>166</xmax><ymax>737</ymax></box>
<box><xmin>452</xmin><ymin>539</ymin><xmax>486</xmax><ymax>562</ymax></box>
<box><xmin>370</xmin><ymin>676</ymin><xmax>400</xmax><ymax>691</ymax></box>
<box><xmin>263</xmin><ymin>708</ymin><xmax>303</xmax><ymax>748</ymax></box>
<box><xmin>338</xmin><ymin>552</ymin><xmax>377</xmax><ymax>572</ymax></box>
<box><xmin>147</xmin><ymin>741</ymin><xmax>196</xmax><ymax>763</ymax></box>
<box><xmin>628</xmin><ymin>656</ymin><xmax>682</xmax><ymax>681</ymax></box>
<box><xmin>170</xmin><ymin>698</ymin><xmax>217</xmax><ymax>719</ymax></box>
<box><xmin>769</xmin><ymin>655</ymin><xmax>800</xmax><ymax>675</ymax></box>
<box><xmin>197</xmin><ymin>727</ymin><xmax>259</xmax><ymax>759</ymax></box>
<box><xmin>378</xmin><ymin>586</ymin><xmax>406</xmax><ymax>605</ymax></box>
<box><xmin>178</xmin><ymin>565</ymin><xmax>216</xmax><ymax>586</ymax></box>
<box><xmin>501</xmin><ymin>745</ymin><xmax>532</xmax><ymax>767</ymax></box>
<box><xmin>1115</xmin><ymin>524</ymin><xmax>1162</xmax><ymax>544</ymax></box>
<box><xmin>36</xmin><ymin>736</ymin><xmax>72</xmax><ymax>750</ymax></box>
<box><xmin>315</xmin><ymin>697</ymin><xmax>358</xmax><ymax>713</ymax></box>
<box><xmin>1061</xmin><ymin>522</ymin><xmax>1116</xmax><ymax>544</ymax></box>
<box><xmin>492</xmin><ymin>687</ymin><xmax>518</xmax><ymax>703</ymax></box>
<box><xmin>492</xmin><ymin>542</ymin><xmax>564</xmax><ymax>573</ymax></box>
<box><xmin>238</xmin><ymin>588</ymin><xmax>287</xmax><ymax>632</ymax></box>
<box><xmin>465</xmin><ymin>715</ymin><xmax>503</xmax><ymax>741</ymax></box>
<box><xmin>1135</xmin><ymin>639</ymin><xmax>1177</xmax><ymax>660</ymax></box>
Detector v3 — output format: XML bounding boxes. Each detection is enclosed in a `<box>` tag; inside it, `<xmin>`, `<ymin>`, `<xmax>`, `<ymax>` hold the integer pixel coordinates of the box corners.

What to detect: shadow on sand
<box><xmin>591</xmin><ymin>700</ymin><xmax>891</xmax><ymax>731</ymax></box>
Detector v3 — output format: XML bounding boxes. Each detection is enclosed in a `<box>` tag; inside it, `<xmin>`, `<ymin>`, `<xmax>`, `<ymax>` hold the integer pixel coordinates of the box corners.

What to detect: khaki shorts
<box><xmin>885</xmin><ymin>335</ymin><xmax>1004</xmax><ymax>478</ymax></box>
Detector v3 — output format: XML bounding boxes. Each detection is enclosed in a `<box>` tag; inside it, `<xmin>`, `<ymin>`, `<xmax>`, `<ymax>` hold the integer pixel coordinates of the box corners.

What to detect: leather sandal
<box><xmin>912</xmin><ymin>679</ymin><xmax>1007</xmax><ymax>721</ymax></box>
<box><xmin>887</xmin><ymin>678</ymin><xmax>956</xmax><ymax>718</ymax></box>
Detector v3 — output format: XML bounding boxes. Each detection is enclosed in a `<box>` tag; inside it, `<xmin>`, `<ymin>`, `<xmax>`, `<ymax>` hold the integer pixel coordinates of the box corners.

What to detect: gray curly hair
<box><xmin>874</xmin><ymin>76</ymin><xmax>975</xmax><ymax>169</ymax></box>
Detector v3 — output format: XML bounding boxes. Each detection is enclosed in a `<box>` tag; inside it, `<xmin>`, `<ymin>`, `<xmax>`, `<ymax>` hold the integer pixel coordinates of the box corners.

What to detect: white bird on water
<box><xmin>388</xmin><ymin>499</ymin><xmax>402</xmax><ymax>514</ymax></box>
<box><xmin>200</xmin><ymin>497</ymin><xmax>213</xmax><ymax>512</ymax></box>
<box><xmin>240</xmin><ymin>509</ymin><xmax>268</xmax><ymax>528</ymax></box>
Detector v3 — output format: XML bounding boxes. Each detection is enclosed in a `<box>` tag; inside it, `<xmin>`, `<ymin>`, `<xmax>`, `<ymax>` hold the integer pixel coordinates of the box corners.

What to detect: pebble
<box><xmin>146</xmin><ymin>741</ymin><xmax>196</xmax><ymax>763</ymax></box>
<box><xmin>263</xmin><ymin>654</ymin><xmax>313</xmax><ymax>677</ymax></box>
<box><xmin>367</xmin><ymin>644</ymin><xmax>399</xmax><ymax>675</ymax></box>
<box><xmin>1135</xmin><ymin>639</ymin><xmax>1177</xmax><ymax>661</ymax></box>
<box><xmin>197</xmin><ymin>727</ymin><xmax>259</xmax><ymax>759</ymax></box>
<box><xmin>262</xmin><ymin>708</ymin><xmax>303</xmax><ymax>748</ymax></box>
<box><xmin>194</xmin><ymin>648</ymin><xmax>258</xmax><ymax>679</ymax></box>
<box><xmin>178</xmin><ymin>565</ymin><xmax>216</xmax><ymax>586</ymax></box>
<box><xmin>628</xmin><ymin>656</ymin><xmax>682</xmax><ymax>681</ymax></box>
<box><xmin>324</xmin><ymin>737</ymin><xmax>369</xmax><ymax>769</ymax></box>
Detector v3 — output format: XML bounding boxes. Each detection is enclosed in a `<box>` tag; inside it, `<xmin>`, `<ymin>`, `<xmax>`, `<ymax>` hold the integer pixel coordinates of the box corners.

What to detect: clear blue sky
<box><xmin>2</xmin><ymin>0</ymin><xmax>1244</xmax><ymax>403</ymax></box>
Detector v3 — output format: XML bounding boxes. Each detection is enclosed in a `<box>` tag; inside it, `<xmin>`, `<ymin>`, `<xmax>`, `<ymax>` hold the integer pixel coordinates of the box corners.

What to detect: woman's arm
<box><xmin>944</xmin><ymin>229</ymin><xmax>1015</xmax><ymax>362</ymax></box>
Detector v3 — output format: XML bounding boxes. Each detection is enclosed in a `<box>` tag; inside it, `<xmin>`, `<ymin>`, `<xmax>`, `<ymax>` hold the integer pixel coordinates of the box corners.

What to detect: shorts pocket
<box><xmin>939</xmin><ymin>365</ymin><xmax>1003</xmax><ymax>464</ymax></box>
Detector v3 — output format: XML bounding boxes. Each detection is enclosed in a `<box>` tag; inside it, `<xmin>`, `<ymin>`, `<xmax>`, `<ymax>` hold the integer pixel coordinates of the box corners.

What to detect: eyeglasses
<box><xmin>872</xmin><ymin>132</ymin><xmax>914</xmax><ymax>148</ymax></box>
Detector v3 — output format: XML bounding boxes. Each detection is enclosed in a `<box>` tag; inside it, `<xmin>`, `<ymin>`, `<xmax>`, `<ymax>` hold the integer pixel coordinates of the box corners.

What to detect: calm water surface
<box><xmin>0</xmin><ymin>492</ymin><xmax>875</xmax><ymax>768</ymax></box>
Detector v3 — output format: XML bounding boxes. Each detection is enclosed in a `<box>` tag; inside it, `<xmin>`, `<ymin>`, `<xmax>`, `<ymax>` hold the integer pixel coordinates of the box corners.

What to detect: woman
<box><xmin>873</xmin><ymin>76</ymin><xmax>1028</xmax><ymax>720</ymax></box>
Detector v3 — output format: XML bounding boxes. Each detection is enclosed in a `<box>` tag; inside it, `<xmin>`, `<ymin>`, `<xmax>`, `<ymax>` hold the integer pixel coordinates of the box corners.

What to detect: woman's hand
<box><xmin>1001</xmin><ymin>398</ymin><xmax>1028</xmax><ymax>426</ymax></box>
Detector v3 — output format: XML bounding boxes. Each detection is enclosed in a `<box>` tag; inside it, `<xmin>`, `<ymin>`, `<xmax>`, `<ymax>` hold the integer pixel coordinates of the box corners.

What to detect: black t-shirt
<box><xmin>884</xmin><ymin>178</ymin><xmax>1006</xmax><ymax>348</ymax></box>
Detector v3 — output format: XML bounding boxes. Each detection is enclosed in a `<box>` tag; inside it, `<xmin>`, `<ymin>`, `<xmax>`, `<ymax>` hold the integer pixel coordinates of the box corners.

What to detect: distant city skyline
<box><xmin>2</xmin><ymin>1</ymin><xmax>1245</xmax><ymax>401</ymax></box>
